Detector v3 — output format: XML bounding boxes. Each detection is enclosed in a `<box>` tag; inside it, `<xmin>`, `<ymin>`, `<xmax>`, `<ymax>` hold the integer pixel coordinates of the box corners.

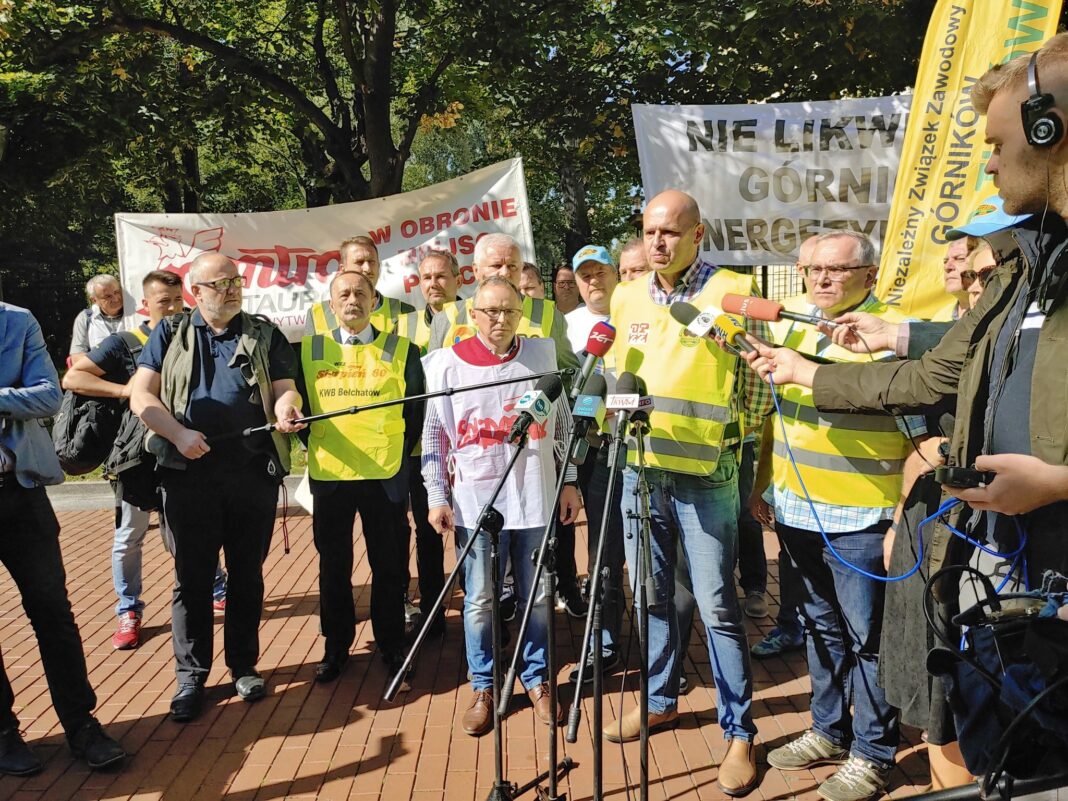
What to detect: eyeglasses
<box><xmin>554</xmin><ymin>280</ymin><xmax>577</xmax><ymax>289</ymax></box>
<box><xmin>961</xmin><ymin>268</ymin><xmax>993</xmax><ymax>288</ymax></box>
<box><xmin>473</xmin><ymin>307</ymin><xmax>523</xmax><ymax>321</ymax></box>
<box><xmin>195</xmin><ymin>276</ymin><xmax>246</xmax><ymax>292</ymax></box>
<box><xmin>800</xmin><ymin>264</ymin><xmax>873</xmax><ymax>282</ymax></box>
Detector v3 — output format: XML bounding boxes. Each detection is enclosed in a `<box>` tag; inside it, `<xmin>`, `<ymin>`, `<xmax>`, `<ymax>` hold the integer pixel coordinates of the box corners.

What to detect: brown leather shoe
<box><xmin>526</xmin><ymin>682</ymin><xmax>561</xmax><ymax>726</ymax></box>
<box><xmin>717</xmin><ymin>737</ymin><xmax>758</xmax><ymax>797</ymax></box>
<box><xmin>603</xmin><ymin>706</ymin><xmax>679</xmax><ymax>743</ymax></box>
<box><xmin>461</xmin><ymin>689</ymin><xmax>494</xmax><ymax>737</ymax></box>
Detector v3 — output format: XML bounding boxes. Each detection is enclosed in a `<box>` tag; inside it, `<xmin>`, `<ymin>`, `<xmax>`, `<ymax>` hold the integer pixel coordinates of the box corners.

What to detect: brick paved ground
<box><xmin>0</xmin><ymin>509</ymin><xmax>931</xmax><ymax>800</ymax></box>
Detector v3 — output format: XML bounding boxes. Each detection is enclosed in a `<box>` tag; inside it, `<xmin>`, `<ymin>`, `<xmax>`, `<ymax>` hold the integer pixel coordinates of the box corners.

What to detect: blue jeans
<box><xmin>457</xmin><ymin>526</ymin><xmax>548</xmax><ymax>691</ymax></box>
<box><xmin>621</xmin><ymin>453</ymin><xmax>755</xmax><ymax>740</ymax></box>
<box><xmin>112</xmin><ymin>496</ymin><xmax>151</xmax><ymax>616</ymax></box>
<box><xmin>779</xmin><ymin>522</ymin><xmax>899</xmax><ymax>769</ymax></box>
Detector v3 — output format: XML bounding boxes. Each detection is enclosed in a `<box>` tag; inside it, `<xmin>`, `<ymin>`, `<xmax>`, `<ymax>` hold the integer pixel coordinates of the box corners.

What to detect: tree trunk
<box><xmin>558</xmin><ymin>146</ymin><xmax>592</xmax><ymax>259</ymax></box>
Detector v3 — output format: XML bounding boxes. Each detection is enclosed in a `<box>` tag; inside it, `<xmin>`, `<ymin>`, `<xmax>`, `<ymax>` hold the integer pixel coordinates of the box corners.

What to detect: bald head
<box><xmin>189</xmin><ymin>252</ymin><xmax>236</xmax><ymax>285</ymax></box>
<box><xmin>642</xmin><ymin>190</ymin><xmax>705</xmax><ymax>278</ymax></box>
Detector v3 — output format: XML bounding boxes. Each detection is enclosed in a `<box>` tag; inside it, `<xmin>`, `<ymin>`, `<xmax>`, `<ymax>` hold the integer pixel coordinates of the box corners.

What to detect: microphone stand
<box><xmin>626</xmin><ymin>416</ymin><xmax>654</xmax><ymax>801</ymax></box>
<box><xmin>566</xmin><ymin>413</ymin><xmax>627</xmax><ymax>801</ymax></box>
<box><xmin>497</xmin><ymin>414</ymin><xmax>583</xmax><ymax>800</ymax></box>
<box><xmin>204</xmin><ymin>368</ymin><xmax>573</xmax><ymax>444</ymax></box>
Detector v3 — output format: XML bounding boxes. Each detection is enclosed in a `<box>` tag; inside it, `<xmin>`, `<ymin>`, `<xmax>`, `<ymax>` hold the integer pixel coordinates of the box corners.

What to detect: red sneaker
<box><xmin>212</xmin><ymin>598</ymin><xmax>226</xmax><ymax>612</ymax></box>
<box><xmin>111</xmin><ymin>612</ymin><xmax>141</xmax><ymax>650</ymax></box>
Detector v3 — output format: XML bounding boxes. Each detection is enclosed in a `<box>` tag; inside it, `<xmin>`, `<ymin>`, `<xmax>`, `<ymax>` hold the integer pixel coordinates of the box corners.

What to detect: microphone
<box><xmin>570</xmin><ymin>321</ymin><xmax>617</xmax><ymax>399</ymax></box>
<box><xmin>606</xmin><ymin>372</ymin><xmax>653</xmax><ymax>418</ymax></box>
<box><xmin>713</xmin><ymin>314</ymin><xmax>757</xmax><ymax>354</ymax></box>
<box><xmin>669</xmin><ymin>301</ymin><xmax>723</xmax><ymax>338</ymax></box>
<box><xmin>569</xmin><ymin>374</ymin><xmax>607</xmax><ymax>465</ymax></box>
<box><xmin>722</xmin><ymin>293</ymin><xmax>838</xmax><ymax>329</ymax></box>
<box><xmin>508</xmin><ymin>374</ymin><xmax>563</xmax><ymax>444</ymax></box>
<box><xmin>629</xmin><ymin>376</ymin><xmax>653</xmax><ymax>430</ymax></box>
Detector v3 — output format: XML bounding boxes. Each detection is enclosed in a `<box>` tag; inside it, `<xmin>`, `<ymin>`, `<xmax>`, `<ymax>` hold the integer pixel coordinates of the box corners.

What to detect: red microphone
<box><xmin>722</xmin><ymin>293</ymin><xmax>838</xmax><ymax>329</ymax></box>
<box><xmin>570</xmin><ymin>321</ymin><xmax>616</xmax><ymax>399</ymax></box>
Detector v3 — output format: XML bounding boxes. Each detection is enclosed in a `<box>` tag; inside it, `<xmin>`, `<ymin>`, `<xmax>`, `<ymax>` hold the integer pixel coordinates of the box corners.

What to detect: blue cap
<box><xmin>571</xmin><ymin>244</ymin><xmax>613</xmax><ymax>271</ymax></box>
<box><xmin>946</xmin><ymin>195</ymin><xmax>1032</xmax><ymax>240</ymax></box>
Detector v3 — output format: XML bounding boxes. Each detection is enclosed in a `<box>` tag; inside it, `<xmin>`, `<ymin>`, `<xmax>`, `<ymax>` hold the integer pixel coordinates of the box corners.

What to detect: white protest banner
<box><xmin>633</xmin><ymin>98</ymin><xmax>911</xmax><ymax>266</ymax></box>
<box><xmin>114</xmin><ymin>158</ymin><xmax>534</xmax><ymax>340</ymax></box>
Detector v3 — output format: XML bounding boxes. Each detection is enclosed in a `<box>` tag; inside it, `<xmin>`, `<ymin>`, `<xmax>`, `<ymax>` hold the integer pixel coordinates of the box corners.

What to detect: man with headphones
<box><xmin>746</xmin><ymin>35</ymin><xmax>1068</xmax><ymax>641</ymax></box>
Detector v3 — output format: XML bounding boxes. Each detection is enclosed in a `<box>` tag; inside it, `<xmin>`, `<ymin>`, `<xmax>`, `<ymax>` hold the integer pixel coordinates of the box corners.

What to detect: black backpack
<box><xmin>104</xmin><ymin>330</ymin><xmax>161</xmax><ymax>510</ymax></box>
<box><xmin>52</xmin><ymin>391</ymin><xmax>122</xmax><ymax>475</ymax></box>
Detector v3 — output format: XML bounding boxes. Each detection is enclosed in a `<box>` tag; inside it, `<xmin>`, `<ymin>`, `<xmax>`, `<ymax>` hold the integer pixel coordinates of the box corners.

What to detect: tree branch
<box><xmin>397</xmin><ymin>54</ymin><xmax>455</xmax><ymax>159</ymax></box>
<box><xmin>314</xmin><ymin>0</ymin><xmax>349</xmax><ymax>133</ymax></box>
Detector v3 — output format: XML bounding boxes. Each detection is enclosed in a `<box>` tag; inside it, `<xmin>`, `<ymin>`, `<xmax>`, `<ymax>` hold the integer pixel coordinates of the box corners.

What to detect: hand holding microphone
<box><xmin>826</xmin><ymin>311</ymin><xmax>900</xmax><ymax>354</ymax></box>
<box><xmin>744</xmin><ymin>340</ymin><xmax>819</xmax><ymax>389</ymax></box>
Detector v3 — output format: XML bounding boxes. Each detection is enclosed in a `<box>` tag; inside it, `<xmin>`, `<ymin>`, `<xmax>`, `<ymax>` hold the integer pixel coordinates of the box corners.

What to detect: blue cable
<box><xmin>768</xmin><ymin>374</ymin><xmax>1028</xmax><ymax>587</ymax></box>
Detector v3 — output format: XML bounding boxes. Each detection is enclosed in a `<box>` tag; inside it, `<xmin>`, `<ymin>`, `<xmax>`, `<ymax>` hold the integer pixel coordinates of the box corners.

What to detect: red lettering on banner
<box><xmin>368</xmin><ymin>226</ymin><xmax>392</xmax><ymax>245</ymax></box>
<box><xmin>455</xmin><ymin>416</ymin><xmax>547</xmax><ymax>449</ymax></box>
<box><xmin>235</xmin><ymin>246</ymin><xmax>340</xmax><ymax>287</ymax></box>
<box><xmin>395</xmin><ymin>198</ymin><xmax>519</xmax><ymax>239</ymax></box>
<box><xmin>459</xmin><ymin>265</ymin><xmax>476</xmax><ymax>286</ymax></box>
<box><xmin>402</xmin><ymin>274</ymin><xmax>419</xmax><ymax>293</ymax></box>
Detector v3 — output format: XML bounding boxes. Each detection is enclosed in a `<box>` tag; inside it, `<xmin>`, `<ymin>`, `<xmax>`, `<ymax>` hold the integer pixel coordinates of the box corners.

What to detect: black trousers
<box><xmin>0</xmin><ymin>485</ymin><xmax>96</xmax><ymax>736</ymax></box>
<box><xmin>313</xmin><ymin>479</ymin><xmax>408</xmax><ymax>659</ymax></box>
<box><xmin>406</xmin><ymin>455</ymin><xmax>445</xmax><ymax>625</ymax></box>
<box><xmin>161</xmin><ymin>465</ymin><xmax>277</xmax><ymax>685</ymax></box>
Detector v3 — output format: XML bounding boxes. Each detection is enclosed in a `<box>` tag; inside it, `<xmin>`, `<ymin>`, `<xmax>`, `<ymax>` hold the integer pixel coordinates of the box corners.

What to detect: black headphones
<box><xmin>1021</xmin><ymin>51</ymin><xmax>1064</xmax><ymax>147</ymax></box>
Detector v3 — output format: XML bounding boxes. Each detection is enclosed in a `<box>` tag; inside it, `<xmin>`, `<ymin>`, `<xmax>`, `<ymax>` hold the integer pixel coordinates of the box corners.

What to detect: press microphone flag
<box><xmin>722</xmin><ymin>293</ymin><xmax>839</xmax><ymax>329</ymax></box>
<box><xmin>606</xmin><ymin>371</ymin><xmax>653</xmax><ymax>416</ymax></box>
<box><xmin>569</xmin><ymin>374</ymin><xmax>608</xmax><ymax>465</ymax></box>
<box><xmin>669</xmin><ymin>301</ymin><xmax>722</xmax><ymax>338</ymax></box>
<box><xmin>508</xmin><ymin>374</ymin><xmax>563</xmax><ymax>444</ymax></box>
<box><xmin>713</xmin><ymin>314</ymin><xmax>757</xmax><ymax>354</ymax></box>
<box><xmin>570</xmin><ymin>321</ymin><xmax>616</xmax><ymax>399</ymax></box>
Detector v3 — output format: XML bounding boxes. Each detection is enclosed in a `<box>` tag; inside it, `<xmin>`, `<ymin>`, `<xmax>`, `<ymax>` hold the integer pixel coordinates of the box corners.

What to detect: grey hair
<box><xmin>809</xmin><ymin>231</ymin><xmax>877</xmax><ymax>266</ymax></box>
<box><xmin>329</xmin><ymin>269</ymin><xmax>375</xmax><ymax>297</ymax></box>
<box><xmin>473</xmin><ymin>233</ymin><xmax>520</xmax><ymax>267</ymax></box>
<box><xmin>475</xmin><ymin>276</ymin><xmax>522</xmax><ymax>303</ymax></box>
<box><xmin>85</xmin><ymin>274</ymin><xmax>119</xmax><ymax>299</ymax></box>
<box><xmin>420</xmin><ymin>249</ymin><xmax>460</xmax><ymax>277</ymax></box>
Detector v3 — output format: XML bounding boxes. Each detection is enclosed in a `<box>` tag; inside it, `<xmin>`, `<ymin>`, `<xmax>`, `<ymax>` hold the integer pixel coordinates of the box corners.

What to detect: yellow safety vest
<box><xmin>395</xmin><ymin>308</ymin><xmax>434</xmax><ymax>354</ymax></box>
<box><xmin>300</xmin><ymin>330</ymin><xmax>409</xmax><ymax>481</ymax></box>
<box><xmin>927</xmin><ymin>297</ymin><xmax>960</xmax><ymax>322</ymax></box>
<box><xmin>770</xmin><ymin>293</ymin><xmax>910</xmax><ymax>508</ymax></box>
<box><xmin>608</xmin><ymin>268</ymin><xmax>753</xmax><ymax>475</ymax></box>
<box><xmin>439</xmin><ymin>296</ymin><xmax>555</xmax><ymax>347</ymax></box>
<box><xmin>308</xmin><ymin>294</ymin><xmax>415</xmax><ymax>336</ymax></box>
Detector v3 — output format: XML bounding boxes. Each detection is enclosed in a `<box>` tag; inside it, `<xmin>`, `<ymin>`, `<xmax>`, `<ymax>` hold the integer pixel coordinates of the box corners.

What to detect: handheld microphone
<box><xmin>508</xmin><ymin>374</ymin><xmax>563</xmax><ymax>444</ymax></box>
<box><xmin>722</xmin><ymin>293</ymin><xmax>838</xmax><ymax>329</ymax></box>
<box><xmin>570</xmin><ymin>321</ymin><xmax>616</xmax><ymax>399</ymax></box>
<box><xmin>713</xmin><ymin>314</ymin><xmax>757</xmax><ymax>354</ymax></box>
<box><xmin>669</xmin><ymin>301</ymin><xmax>723</xmax><ymax>338</ymax></box>
<box><xmin>569</xmin><ymin>374</ymin><xmax>608</xmax><ymax>465</ymax></box>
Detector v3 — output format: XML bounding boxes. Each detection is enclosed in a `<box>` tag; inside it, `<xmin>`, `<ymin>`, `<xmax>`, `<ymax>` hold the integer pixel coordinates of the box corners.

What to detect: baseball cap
<box><xmin>571</xmin><ymin>244</ymin><xmax>613</xmax><ymax>271</ymax></box>
<box><xmin>946</xmin><ymin>195</ymin><xmax>1032</xmax><ymax>240</ymax></box>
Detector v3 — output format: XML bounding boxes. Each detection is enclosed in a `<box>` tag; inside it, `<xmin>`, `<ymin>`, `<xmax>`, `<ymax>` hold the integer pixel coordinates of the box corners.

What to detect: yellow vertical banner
<box><xmin>875</xmin><ymin>0</ymin><xmax>1062</xmax><ymax>318</ymax></box>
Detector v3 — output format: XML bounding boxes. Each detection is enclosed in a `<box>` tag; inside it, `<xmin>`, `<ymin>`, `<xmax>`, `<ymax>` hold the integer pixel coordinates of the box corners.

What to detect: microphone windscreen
<box><xmin>722</xmin><ymin>294</ymin><xmax>784</xmax><ymax>322</ymax></box>
<box><xmin>585</xmin><ymin>321</ymin><xmax>616</xmax><ymax>358</ymax></box>
<box><xmin>669</xmin><ymin>301</ymin><xmax>700</xmax><ymax>327</ymax></box>
<box><xmin>615</xmin><ymin>371</ymin><xmax>639</xmax><ymax>396</ymax></box>
<box><xmin>534</xmin><ymin>373</ymin><xmax>564</xmax><ymax>402</ymax></box>
<box><xmin>581</xmin><ymin>373</ymin><xmax>608</xmax><ymax>400</ymax></box>
<box><xmin>714</xmin><ymin>314</ymin><xmax>748</xmax><ymax>342</ymax></box>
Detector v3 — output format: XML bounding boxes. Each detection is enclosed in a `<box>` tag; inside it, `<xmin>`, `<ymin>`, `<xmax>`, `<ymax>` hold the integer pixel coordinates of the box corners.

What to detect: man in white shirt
<box><xmin>69</xmin><ymin>274</ymin><xmax>125</xmax><ymax>362</ymax></box>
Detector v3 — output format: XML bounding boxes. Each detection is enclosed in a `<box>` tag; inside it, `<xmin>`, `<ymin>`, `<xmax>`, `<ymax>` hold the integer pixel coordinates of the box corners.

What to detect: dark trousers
<box><xmin>406</xmin><ymin>455</ymin><xmax>445</xmax><ymax>626</ymax></box>
<box><xmin>0</xmin><ymin>485</ymin><xmax>96</xmax><ymax>736</ymax></box>
<box><xmin>313</xmin><ymin>480</ymin><xmax>408</xmax><ymax>659</ymax></box>
<box><xmin>161</xmin><ymin>466</ymin><xmax>277</xmax><ymax>685</ymax></box>
<box><xmin>735</xmin><ymin>439</ymin><xmax>767</xmax><ymax>595</ymax></box>
<box><xmin>577</xmin><ymin>443</ymin><xmax>624</xmax><ymax>653</ymax></box>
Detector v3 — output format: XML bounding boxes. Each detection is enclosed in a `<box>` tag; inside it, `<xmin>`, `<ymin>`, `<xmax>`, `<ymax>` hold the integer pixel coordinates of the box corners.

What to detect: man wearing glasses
<box><xmin>422</xmin><ymin>277</ymin><xmax>581</xmax><ymax>736</ymax></box>
<box><xmin>130</xmin><ymin>253</ymin><xmax>303</xmax><ymax>722</ymax></box>
<box><xmin>551</xmin><ymin>264</ymin><xmax>582</xmax><ymax>314</ymax></box>
<box><xmin>752</xmin><ymin>231</ymin><xmax>923</xmax><ymax>801</ymax></box>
